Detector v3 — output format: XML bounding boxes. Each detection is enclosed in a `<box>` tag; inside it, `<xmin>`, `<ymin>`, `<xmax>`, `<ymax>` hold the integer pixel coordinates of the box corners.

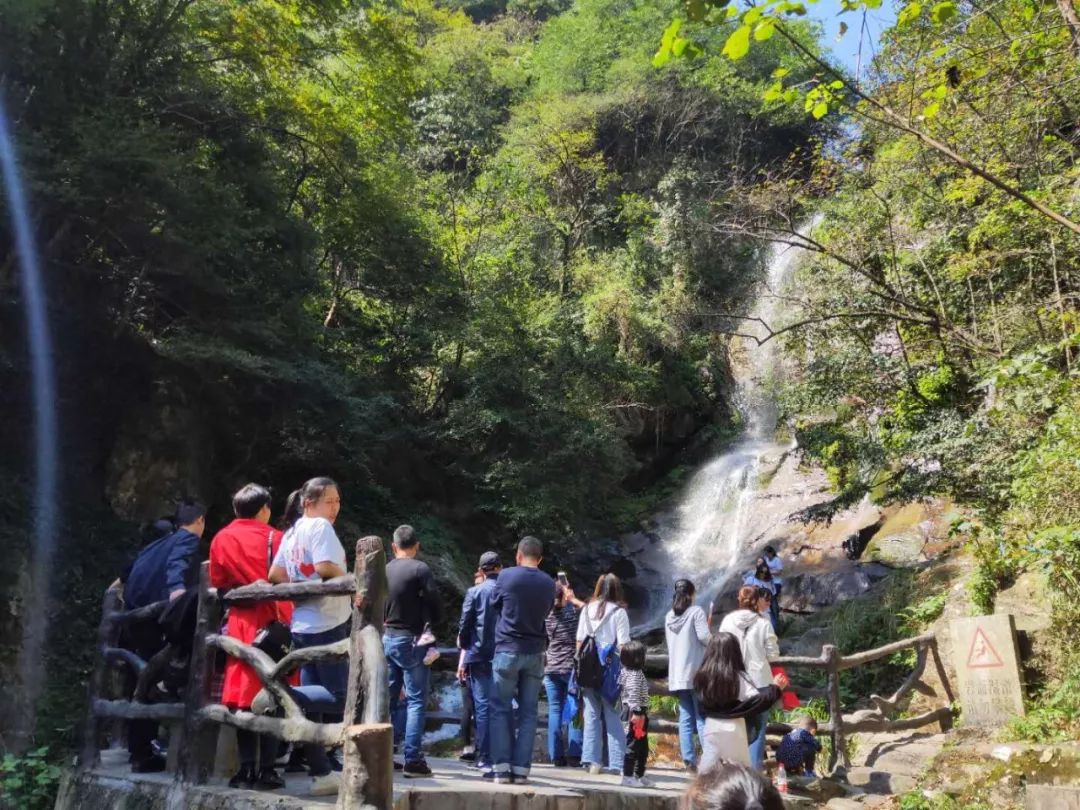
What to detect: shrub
<box><xmin>0</xmin><ymin>747</ymin><xmax>62</xmax><ymax>810</ymax></box>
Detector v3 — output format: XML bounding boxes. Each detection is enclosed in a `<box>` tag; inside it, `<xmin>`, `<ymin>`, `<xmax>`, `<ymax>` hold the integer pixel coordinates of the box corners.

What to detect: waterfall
<box><xmin>632</xmin><ymin>225</ymin><xmax>822</xmax><ymax>631</ymax></box>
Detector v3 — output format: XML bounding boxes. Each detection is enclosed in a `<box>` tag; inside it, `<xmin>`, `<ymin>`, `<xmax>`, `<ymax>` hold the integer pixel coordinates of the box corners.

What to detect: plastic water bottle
<box><xmin>776</xmin><ymin>763</ymin><xmax>788</xmax><ymax>794</ymax></box>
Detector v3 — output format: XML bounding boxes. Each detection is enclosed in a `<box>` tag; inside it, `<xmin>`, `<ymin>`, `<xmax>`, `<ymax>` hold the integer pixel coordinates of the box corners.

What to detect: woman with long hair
<box><xmin>682</xmin><ymin>760</ymin><xmax>785</xmax><ymax>810</ymax></box>
<box><xmin>694</xmin><ymin>632</ymin><xmax>787</xmax><ymax>770</ymax></box>
<box><xmin>575</xmin><ymin>573</ymin><xmax>630</xmax><ymax>775</ymax></box>
<box><xmin>716</xmin><ymin>587</ymin><xmax>781</xmax><ymax>770</ymax></box>
<box><xmin>665</xmin><ymin>579</ymin><xmax>711</xmax><ymax>771</ymax></box>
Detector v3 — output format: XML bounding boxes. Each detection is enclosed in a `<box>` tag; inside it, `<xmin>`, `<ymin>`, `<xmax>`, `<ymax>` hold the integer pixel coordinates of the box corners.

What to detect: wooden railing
<box><xmin>424</xmin><ymin>634</ymin><xmax>955</xmax><ymax>772</ymax></box>
<box><xmin>772</xmin><ymin>634</ymin><xmax>955</xmax><ymax>770</ymax></box>
<box><xmin>80</xmin><ymin>538</ymin><xmax>392</xmax><ymax>810</ymax></box>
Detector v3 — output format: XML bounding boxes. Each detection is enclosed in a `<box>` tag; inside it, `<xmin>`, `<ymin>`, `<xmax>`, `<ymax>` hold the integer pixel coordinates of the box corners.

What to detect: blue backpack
<box><xmin>598</xmin><ymin>640</ymin><xmax>622</xmax><ymax>705</ymax></box>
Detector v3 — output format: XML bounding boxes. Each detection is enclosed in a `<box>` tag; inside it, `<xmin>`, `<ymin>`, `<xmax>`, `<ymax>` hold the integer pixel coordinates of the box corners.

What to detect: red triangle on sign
<box><xmin>966</xmin><ymin>627</ymin><xmax>1004</xmax><ymax>669</ymax></box>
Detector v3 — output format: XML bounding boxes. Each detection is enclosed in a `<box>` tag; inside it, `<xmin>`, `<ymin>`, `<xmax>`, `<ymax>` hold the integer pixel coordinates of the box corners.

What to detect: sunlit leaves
<box><xmin>722</xmin><ymin>24</ymin><xmax>752</xmax><ymax>59</ymax></box>
<box><xmin>652</xmin><ymin>18</ymin><xmax>683</xmax><ymax>66</ymax></box>
<box><xmin>754</xmin><ymin>19</ymin><xmax>776</xmax><ymax>40</ymax></box>
<box><xmin>897</xmin><ymin>2</ymin><xmax>921</xmax><ymax>26</ymax></box>
<box><xmin>930</xmin><ymin>0</ymin><xmax>956</xmax><ymax>24</ymax></box>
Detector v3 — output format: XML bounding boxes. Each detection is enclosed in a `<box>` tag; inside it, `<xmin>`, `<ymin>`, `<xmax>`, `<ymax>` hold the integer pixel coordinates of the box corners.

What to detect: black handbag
<box><xmin>253</xmin><ymin>530</ymin><xmax>291</xmax><ymax>662</ymax></box>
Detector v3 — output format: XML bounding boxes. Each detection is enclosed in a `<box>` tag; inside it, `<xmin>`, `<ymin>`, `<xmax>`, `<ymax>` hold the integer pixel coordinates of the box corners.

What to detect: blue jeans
<box><xmin>582</xmin><ymin>687</ymin><xmax>624</xmax><ymax>771</ymax></box>
<box><xmin>747</xmin><ymin>710</ymin><xmax>768</xmax><ymax>770</ymax></box>
<box><xmin>384</xmin><ymin>634</ymin><xmax>430</xmax><ymax>764</ymax></box>
<box><xmin>673</xmin><ymin>689</ymin><xmax>706</xmax><ymax>766</ymax></box>
<box><xmin>490</xmin><ymin>651</ymin><xmax>544</xmax><ymax>777</ymax></box>
<box><xmin>292</xmin><ymin>619</ymin><xmax>351</xmax><ymax>709</ymax></box>
<box><xmin>543</xmin><ymin>673</ymin><xmax>583</xmax><ymax>762</ymax></box>
<box><xmin>468</xmin><ymin>662</ymin><xmax>493</xmax><ymax>766</ymax></box>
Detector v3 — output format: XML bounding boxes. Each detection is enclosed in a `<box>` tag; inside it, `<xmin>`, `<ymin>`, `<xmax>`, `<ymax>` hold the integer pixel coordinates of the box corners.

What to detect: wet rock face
<box><xmin>105</xmin><ymin>389</ymin><xmax>210</xmax><ymax>521</ymax></box>
<box><xmin>558</xmin><ymin>531</ymin><xmax>670</xmax><ymax>617</ymax></box>
<box><xmin>781</xmin><ymin>564</ymin><xmax>893</xmax><ymax>613</ymax></box>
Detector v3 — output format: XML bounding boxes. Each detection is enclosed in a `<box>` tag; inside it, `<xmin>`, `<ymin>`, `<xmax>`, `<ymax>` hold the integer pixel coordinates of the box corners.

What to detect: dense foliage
<box><xmin>672</xmin><ymin>0</ymin><xmax>1080</xmax><ymax>708</ymax></box>
<box><xmin>0</xmin><ymin>0</ymin><xmax>821</xmax><ymax>744</ymax></box>
<box><xmin>0</xmin><ymin>0</ymin><xmax>819</xmax><ymax>534</ymax></box>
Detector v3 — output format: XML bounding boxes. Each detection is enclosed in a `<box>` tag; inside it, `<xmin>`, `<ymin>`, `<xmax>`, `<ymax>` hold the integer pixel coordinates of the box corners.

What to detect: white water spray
<box><xmin>1</xmin><ymin>95</ymin><xmax>60</xmax><ymax>739</ymax></box>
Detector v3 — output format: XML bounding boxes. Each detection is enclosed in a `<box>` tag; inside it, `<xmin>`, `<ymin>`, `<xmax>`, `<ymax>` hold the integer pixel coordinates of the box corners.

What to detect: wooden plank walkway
<box><xmin>60</xmin><ymin>749</ymin><xmax>695</xmax><ymax>810</ymax></box>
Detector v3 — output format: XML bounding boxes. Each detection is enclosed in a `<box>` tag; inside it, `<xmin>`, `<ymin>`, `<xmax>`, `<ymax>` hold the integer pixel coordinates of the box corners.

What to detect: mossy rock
<box><xmin>863</xmin><ymin>503</ymin><xmax>929</xmax><ymax>566</ymax></box>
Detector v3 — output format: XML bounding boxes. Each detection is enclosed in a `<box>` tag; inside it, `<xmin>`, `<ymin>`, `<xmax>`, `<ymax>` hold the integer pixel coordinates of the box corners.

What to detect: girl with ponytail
<box><xmin>664</xmin><ymin>579</ymin><xmax>712</xmax><ymax>771</ymax></box>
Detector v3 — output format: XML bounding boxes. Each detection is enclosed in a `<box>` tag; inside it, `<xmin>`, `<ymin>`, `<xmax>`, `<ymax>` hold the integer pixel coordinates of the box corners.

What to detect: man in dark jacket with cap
<box><xmin>457</xmin><ymin>551</ymin><xmax>502</xmax><ymax>770</ymax></box>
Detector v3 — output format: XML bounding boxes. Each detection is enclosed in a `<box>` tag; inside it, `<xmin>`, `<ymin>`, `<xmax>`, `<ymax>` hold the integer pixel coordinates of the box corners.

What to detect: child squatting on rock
<box><xmin>776</xmin><ymin>715</ymin><xmax>822</xmax><ymax>778</ymax></box>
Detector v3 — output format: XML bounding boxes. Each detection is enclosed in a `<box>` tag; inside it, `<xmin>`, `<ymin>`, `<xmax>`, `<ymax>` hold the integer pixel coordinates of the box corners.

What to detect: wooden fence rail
<box><xmin>81</xmin><ymin>538</ymin><xmax>392</xmax><ymax>810</ymax></box>
<box><xmin>82</xmin><ymin>549</ymin><xmax>956</xmax><ymax>794</ymax></box>
<box><xmin>425</xmin><ymin>632</ymin><xmax>955</xmax><ymax>771</ymax></box>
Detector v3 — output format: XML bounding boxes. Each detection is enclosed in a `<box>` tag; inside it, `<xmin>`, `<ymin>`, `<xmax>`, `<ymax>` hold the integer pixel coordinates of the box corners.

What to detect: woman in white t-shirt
<box><xmin>575</xmin><ymin>574</ymin><xmax>631</xmax><ymax>775</ymax></box>
<box><xmin>270</xmin><ymin>477</ymin><xmax>350</xmax><ymax>690</ymax></box>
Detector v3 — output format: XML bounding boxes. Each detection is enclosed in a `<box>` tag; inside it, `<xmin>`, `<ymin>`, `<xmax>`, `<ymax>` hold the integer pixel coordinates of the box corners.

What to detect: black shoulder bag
<box><xmin>252</xmin><ymin>530</ymin><xmax>292</xmax><ymax>661</ymax></box>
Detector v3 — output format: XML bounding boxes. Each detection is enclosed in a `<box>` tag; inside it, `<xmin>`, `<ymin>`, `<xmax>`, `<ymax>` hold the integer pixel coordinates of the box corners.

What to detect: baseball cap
<box><xmin>478</xmin><ymin>551</ymin><xmax>502</xmax><ymax>570</ymax></box>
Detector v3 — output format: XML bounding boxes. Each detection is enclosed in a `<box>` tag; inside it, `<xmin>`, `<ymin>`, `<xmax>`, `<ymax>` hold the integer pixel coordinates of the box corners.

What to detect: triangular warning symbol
<box><xmin>966</xmin><ymin>627</ymin><xmax>1004</xmax><ymax>669</ymax></box>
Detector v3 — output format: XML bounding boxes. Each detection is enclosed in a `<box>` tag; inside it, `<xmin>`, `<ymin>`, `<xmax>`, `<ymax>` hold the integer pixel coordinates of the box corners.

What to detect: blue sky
<box><xmin>807</xmin><ymin>0</ymin><xmax>898</xmax><ymax>74</ymax></box>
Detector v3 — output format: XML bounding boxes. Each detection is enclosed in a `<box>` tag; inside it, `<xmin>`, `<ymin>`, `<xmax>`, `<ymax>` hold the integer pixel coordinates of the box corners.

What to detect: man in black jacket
<box><xmin>119</xmin><ymin>500</ymin><xmax>206</xmax><ymax>772</ymax></box>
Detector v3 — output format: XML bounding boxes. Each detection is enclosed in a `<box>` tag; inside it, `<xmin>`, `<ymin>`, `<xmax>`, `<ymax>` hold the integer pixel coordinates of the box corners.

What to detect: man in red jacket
<box><xmin>209</xmin><ymin>483</ymin><xmax>292</xmax><ymax>791</ymax></box>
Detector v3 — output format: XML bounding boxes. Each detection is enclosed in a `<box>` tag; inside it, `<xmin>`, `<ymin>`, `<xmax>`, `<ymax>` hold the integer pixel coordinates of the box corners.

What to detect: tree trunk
<box><xmin>1057</xmin><ymin>0</ymin><xmax>1080</xmax><ymax>56</ymax></box>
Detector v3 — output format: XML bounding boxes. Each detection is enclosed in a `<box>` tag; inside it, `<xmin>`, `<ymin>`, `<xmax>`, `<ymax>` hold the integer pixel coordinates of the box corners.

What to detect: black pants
<box><xmin>236</xmin><ymin>729</ymin><xmax>278</xmax><ymax>770</ymax></box>
<box><xmin>122</xmin><ymin>622</ymin><xmax>167</xmax><ymax>764</ymax></box>
<box><xmin>460</xmin><ymin>678</ymin><xmax>475</xmax><ymax>747</ymax></box>
<box><xmin>622</xmin><ymin>712</ymin><xmax>649</xmax><ymax>778</ymax></box>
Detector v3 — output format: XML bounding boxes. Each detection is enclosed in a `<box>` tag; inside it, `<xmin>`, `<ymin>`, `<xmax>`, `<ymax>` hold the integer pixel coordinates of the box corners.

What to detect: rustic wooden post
<box><xmin>179</xmin><ymin>563</ymin><xmax>221</xmax><ymax>783</ymax></box>
<box><xmin>928</xmin><ymin>638</ymin><xmax>955</xmax><ymax>731</ymax></box>
<box><xmin>823</xmin><ymin>645</ymin><xmax>849</xmax><ymax>772</ymax></box>
<box><xmin>338</xmin><ymin>537</ymin><xmax>392</xmax><ymax>810</ymax></box>
<box><xmin>80</xmin><ymin>588</ymin><xmax>122</xmax><ymax>768</ymax></box>
<box><xmin>928</xmin><ymin>638</ymin><xmax>955</xmax><ymax>703</ymax></box>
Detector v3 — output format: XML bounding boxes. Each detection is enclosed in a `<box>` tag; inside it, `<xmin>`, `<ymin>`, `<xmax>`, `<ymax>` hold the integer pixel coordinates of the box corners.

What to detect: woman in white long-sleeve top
<box><xmin>718</xmin><ymin>586</ymin><xmax>780</xmax><ymax>770</ymax></box>
<box><xmin>664</xmin><ymin>579</ymin><xmax>712</xmax><ymax>771</ymax></box>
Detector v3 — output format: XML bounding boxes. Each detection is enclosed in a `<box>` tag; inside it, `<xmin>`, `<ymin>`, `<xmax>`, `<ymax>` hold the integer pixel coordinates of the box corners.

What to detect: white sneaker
<box><xmin>588</xmin><ymin>763</ymin><xmax>603</xmax><ymax>775</ymax></box>
<box><xmin>620</xmin><ymin>776</ymin><xmax>639</xmax><ymax>787</ymax></box>
<box><xmin>637</xmin><ymin>776</ymin><xmax>654</xmax><ymax>788</ymax></box>
<box><xmin>309</xmin><ymin>772</ymin><xmax>341</xmax><ymax>796</ymax></box>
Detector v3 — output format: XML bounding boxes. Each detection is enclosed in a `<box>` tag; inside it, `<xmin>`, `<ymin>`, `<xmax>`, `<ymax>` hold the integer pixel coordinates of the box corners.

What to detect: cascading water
<box><xmin>1</xmin><ymin>95</ymin><xmax>60</xmax><ymax>741</ymax></box>
<box><xmin>632</xmin><ymin>223</ymin><xmax>823</xmax><ymax>631</ymax></box>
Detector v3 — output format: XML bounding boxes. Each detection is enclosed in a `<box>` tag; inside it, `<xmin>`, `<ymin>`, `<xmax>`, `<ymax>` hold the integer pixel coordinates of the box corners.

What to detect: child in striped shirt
<box><xmin>618</xmin><ymin>641</ymin><xmax>652</xmax><ymax>788</ymax></box>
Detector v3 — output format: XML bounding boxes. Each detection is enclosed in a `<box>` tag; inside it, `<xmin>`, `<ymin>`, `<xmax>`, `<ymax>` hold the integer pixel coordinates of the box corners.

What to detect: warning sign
<box><xmin>966</xmin><ymin>627</ymin><xmax>1004</xmax><ymax>669</ymax></box>
<box><xmin>951</xmin><ymin>615</ymin><xmax>1025</xmax><ymax>727</ymax></box>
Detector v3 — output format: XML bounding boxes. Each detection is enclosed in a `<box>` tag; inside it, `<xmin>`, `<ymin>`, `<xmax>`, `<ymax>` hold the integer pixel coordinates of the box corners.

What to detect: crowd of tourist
<box><xmin>114</xmin><ymin>477</ymin><xmax>809</xmax><ymax>806</ymax></box>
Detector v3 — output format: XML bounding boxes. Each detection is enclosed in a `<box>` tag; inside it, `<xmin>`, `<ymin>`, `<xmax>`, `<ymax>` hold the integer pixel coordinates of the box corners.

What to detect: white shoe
<box><xmin>588</xmin><ymin>763</ymin><xmax>603</xmax><ymax>775</ymax></box>
<box><xmin>309</xmin><ymin>772</ymin><xmax>341</xmax><ymax>796</ymax></box>
<box><xmin>621</xmin><ymin>776</ymin><xmax>639</xmax><ymax>787</ymax></box>
<box><xmin>637</xmin><ymin>776</ymin><xmax>654</xmax><ymax>788</ymax></box>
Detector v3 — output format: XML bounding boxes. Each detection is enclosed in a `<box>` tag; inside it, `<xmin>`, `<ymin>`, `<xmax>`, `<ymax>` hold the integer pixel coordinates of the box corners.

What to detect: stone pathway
<box><xmin>61</xmin><ymin>750</ymin><xmax>694</xmax><ymax>810</ymax></box>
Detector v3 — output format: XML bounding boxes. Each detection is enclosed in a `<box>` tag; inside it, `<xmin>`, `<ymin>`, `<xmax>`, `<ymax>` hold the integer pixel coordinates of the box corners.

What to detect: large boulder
<box><xmin>781</xmin><ymin>564</ymin><xmax>893</xmax><ymax>613</ymax></box>
<box><xmin>863</xmin><ymin>503</ymin><xmax>932</xmax><ymax>567</ymax></box>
